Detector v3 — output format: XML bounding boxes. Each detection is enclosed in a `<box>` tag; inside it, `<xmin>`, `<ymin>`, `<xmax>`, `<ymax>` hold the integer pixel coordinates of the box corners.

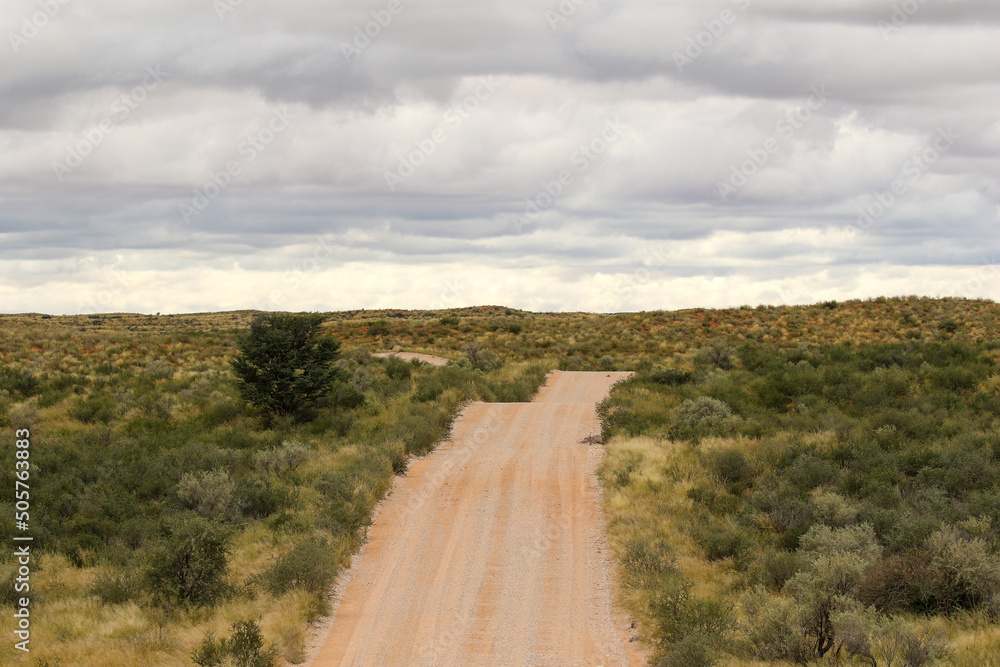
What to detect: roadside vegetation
<box><xmin>0</xmin><ymin>311</ymin><xmax>545</xmax><ymax>665</ymax></box>
<box><xmin>600</xmin><ymin>338</ymin><xmax>1000</xmax><ymax>666</ymax></box>
<box><xmin>0</xmin><ymin>295</ymin><xmax>997</xmax><ymax>665</ymax></box>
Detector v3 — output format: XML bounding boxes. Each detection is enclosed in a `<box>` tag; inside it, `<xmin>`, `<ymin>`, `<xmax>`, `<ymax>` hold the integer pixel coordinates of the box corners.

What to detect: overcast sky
<box><xmin>1</xmin><ymin>0</ymin><xmax>998</xmax><ymax>315</ymax></box>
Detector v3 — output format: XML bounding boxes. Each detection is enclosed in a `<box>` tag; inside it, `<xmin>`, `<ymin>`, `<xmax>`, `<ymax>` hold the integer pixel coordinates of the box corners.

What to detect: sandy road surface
<box><xmin>372</xmin><ymin>352</ymin><xmax>451</xmax><ymax>366</ymax></box>
<box><xmin>310</xmin><ymin>371</ymin><xmax>644</xmax><ymax>667</ymax></box>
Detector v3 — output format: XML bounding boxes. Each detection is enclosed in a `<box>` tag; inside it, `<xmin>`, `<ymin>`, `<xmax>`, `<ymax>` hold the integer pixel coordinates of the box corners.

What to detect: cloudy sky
<box><xmin>1</xmin><ymin>0</ymin><xmax>998</xmax><ymax>315</ymax></box>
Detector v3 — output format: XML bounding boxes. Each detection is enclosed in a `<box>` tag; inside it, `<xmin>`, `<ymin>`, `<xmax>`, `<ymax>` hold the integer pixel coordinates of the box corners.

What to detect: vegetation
<box><xmin>0</xmin><ymin>309</ymin><xmax>547</xmax><ymax>665</ymax></box>
<box><xmin>231</xmin><ymin>313</ymin><xmax>342</xmax><ymax>420</ymax></box>
<box><xmin>600</xmin><ymin>337</ymin><xmax>1000</xmax><ymax>666</ymax></box>
<box><xmin>0</xmin><ymin>296</ymin><xmax>998</xmax><ymax>665</ymax></box>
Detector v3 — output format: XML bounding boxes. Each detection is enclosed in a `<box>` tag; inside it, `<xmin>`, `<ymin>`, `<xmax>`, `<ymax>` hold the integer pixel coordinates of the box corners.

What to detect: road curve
<box><xmin>372</xmin><ymin>352</ymin><xmax>451</xmax><ymax>366</ymax></box>
<box><xmin>310</xmin><ymin>370</ymin><xmax>643</xmax><ymax>667</ymax></box>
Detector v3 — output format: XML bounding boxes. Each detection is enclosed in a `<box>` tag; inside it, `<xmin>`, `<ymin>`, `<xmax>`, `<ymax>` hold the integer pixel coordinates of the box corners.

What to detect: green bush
<box><xmin>620</xmin><ymin>537</ymin><xmax>676</xmax><ymax>590</ymax></box>
<box><xmin>192</xmin><ymin>619</ymin><xmax>277</xmax><ymax>667</ymax></box>
<box><xmin>708</xmin><ymin>449</ymin><xmax>754</xmax><ymax>494</ymax></box>
<box><xmin>690</xmin><ymin>522</ymin><xmax>751</xmax><ymax>562</ymax></box>
<box><xmin>263</xmin><ymin>536</ymin><xmax>338</xmax><ymax>596</ymax></box>
<box><xmin>740</xmin><ymin>585</ymin><xmax>811</xmax><ymax>662</ymax></box>
<box><xmin>673</xmin><ymin>397</ymin><xmax>737</xmax><ymax>439</ymax></box>
<box><xmin>646</xmin><ymin>368</ymin><xmax>693</xmax><ymax>386</ymax></box>
<box><xmin>237</xmin><ymin>476</ymin><xmax>294</xmax><ymax>519</ymax></box>
<box><xmin>0</xmin><ymin>367</ymin><xmax>40</xmax><ymax>398</ymax></box>
<box><xmin>694</xmin><ymin>343</ymin><xmax>735</xmax><ymax>370</ymax></box>
<box><xmin>177</xmin><ymin>469</ymin><xmax>236</xmax><ymax>518</ymax></box>
<box><xmin>755</xmin><ymin>549</ymin><xmax>802</xmax><ymax>591</ymax></box>
<box><xmin>925</xmin><ymin>525</ymin><xmax>1000</xmax><ymax>612</ymax></box>
<box><xmin>69</xmin><ymin>393</ymin><xmax>118</xmax><ymax>424</ymax></box>
<box><xmin>649</xmin><ymin>573</ymin><xmax>732</xmax><ymax>653</ymax></box>
<box><xmin>655</xmin><ymin>634</ymin><xmax>715</xmax><ymax>667</ymax></box>
<box><xmin>382</xmin><ymin>356</ymin><xmax>412</xmax><ymax>381</ymax></box>
<box><xmin>252</xmin><ymin>440</ymin><xmax>311</xmax><ymax>476</ymax></box>
<box><xmin>146</xmin><ymin>516</ymin><xmax>231</xmax><ymax>606</ymax></box>
<box><xmin>462</xmin><ymin>342</ymin><xmax>502</xmax><ymax>371</ymax></box>
<box><xmin>89</xmin><ymin>568</ymin><xmax>142</xmax><ymax>605</ymax></box>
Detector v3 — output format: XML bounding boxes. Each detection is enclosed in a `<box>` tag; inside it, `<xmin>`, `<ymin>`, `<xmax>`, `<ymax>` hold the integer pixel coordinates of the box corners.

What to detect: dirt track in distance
<box><xmin>372</xmin><ymin>352</ymin><xmax>451</xmax><ymax>366</ymax></box>
<box><xmin>309</xmin><ymin>370</ymin><xmax>644</xmax><ymax>667</ymax></box>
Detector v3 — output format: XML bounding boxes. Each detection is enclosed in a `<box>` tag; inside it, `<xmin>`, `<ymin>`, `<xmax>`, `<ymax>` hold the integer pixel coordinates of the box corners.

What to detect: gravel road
<box><xmin>309</xmin><ymin>370</ymin><xmax>644</xmax><ymax>667</ymax></box>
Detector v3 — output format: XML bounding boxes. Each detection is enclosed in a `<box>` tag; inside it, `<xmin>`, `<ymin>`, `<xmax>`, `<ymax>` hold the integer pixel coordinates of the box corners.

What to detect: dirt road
<box><xmin>372</xmin><ymin>352</ymin><xmax>451</xmax><ymax>366</ymax></box>
<box><xmin>310</xmin><ymin>371</ymin><xmax>643</xmax><ymax>667</ymax></box>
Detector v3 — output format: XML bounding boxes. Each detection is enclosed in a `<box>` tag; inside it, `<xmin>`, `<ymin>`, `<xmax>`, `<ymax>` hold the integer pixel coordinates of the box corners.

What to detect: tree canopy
<box><xmin>231</xmin><ymin>312</ymin><xmax>341</xmax><ymax>419</ymax></box>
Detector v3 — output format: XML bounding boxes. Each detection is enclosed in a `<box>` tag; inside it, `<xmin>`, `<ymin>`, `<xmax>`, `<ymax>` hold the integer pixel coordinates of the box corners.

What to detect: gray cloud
<box><xmin>0</xmin><ymin>0</ymin><xmax>998</xmax><ymax>313</ymax></box>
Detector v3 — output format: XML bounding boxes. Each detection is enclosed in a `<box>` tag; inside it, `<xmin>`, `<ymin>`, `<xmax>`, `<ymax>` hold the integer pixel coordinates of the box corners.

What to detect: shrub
<box><xmin>797</xmin><ymin>523</ymin><xmax>882</xmax><ymax>563</ymax></box>
<box><xmin>0</xmin><ymin>367</ymin><xmax>40</xmax><ymax>397</ymax></box>
<box><xmin>69</xmin><ymin>393</ymin><xmax>118</xmax><ymax>424</ymax></box>
<box><xmin>177</xmin><ymin>469</ymin><xmax>237</xmax><ymax>518</ymax></box>
<box><xmin>778</xmin><ymin>525</ymin><xmax>883</xmax><ymax>657</ymax></box>
<box><xmin>193</xmin><ymin>619</ymin><xmax>277</xmax><ymax>667</ymax></box>
<box><xmin>655</xmin><ymin>634</ymin><xmax>715</xmax><ymax>667</ymax></box>
<box><xmin>382</xmin><ymin>356</ymin><xmax>412</xmax><ymax>381</ymax></box>
<box><xmin>262</xmin><ymin>536</ymin><xmax>338</xmax><ymax>596</ymax></box>
<box><xmin>192</xmin><ymin>632</ymin><xmax>226</xmax><ymax>667</ymax></box>
<box><xmin>146</xmin><ymin>516</ymin><xmax>231</xmax><ymax>606</ymax></box>
<box><xmin>690</xmin><ymin>522</ymin><xmax>751</xmax><ymax>562</ymax></box>
<box><xmin>856</xmin><ymin>550</ymin><xmax>949</xmax><ymax>613</ymax></box>
<box><xmin>367</xmin><ymin>320</ymin><xmax>390</xmax><ymax>336</ymax></box>
<box><xmin>253</xmin><ymin>440</ymin><xmax>311</xmax><ymax>476</ymax></box>
<box><xmin>812</xmin><ymin>491</ymin><xmax>858</xmax><ymax>528</ymax></box>
<box><xmin>755</xmin><ymin>549</ymin><xmax>802</xmax><ymax>591</ymax></box>
<box><xmin>694</xmin><ymin>343</ymin><xmax>735</xmax><ymax>370</ymax></box>
<box><xmin>673</xmin><ymin>397</ymin><xmax>736</xmax><ymax>438</ymax></box>
<box><xmin>709</xmin><ymin>449</ymin><xmax>754</xmax><ymax>493</ymax></box>
<box><xmin>462</xmin><ymin>342</ymin><xmax>501</xmax><ymax>371</ymax></box>
<box><xmin>831</xmin><ymin>611</ymin><xmax>949</xmax><ymax>667</ymax></box>
<box><xmin>649</xmin><ymin>573</ymin><xmax>732</xmax><ymax>653</ymax></box>
<box><xmin>351</xmin><ymin>367</ymin><xmax>375</xmax><ymax>393</ymax></box>
<box><xmin>925</xmin><ymin>525</ymin><xmax>1000</xmax><ymax>611</ymax></box>
<box><xmin>646</xmin><ymin>368</ymin><xmax>693</xmax><ymax>386</ymax></box>
<box><xmin>237</xmin><ymin>476</ymin><xmax>294</xmax><ymax>519</ymax></box>
<box><xmin>740</xmin><ymin>585</ymin><xmax>811</xmax><ymax>662</ymax></box>
<box><xmin>620</xmin><ymin>537</ymin><xmax>676</xmax><ymax>590</ymax></box>
<box><xmin>89</xmin><ymin>568</ymin><xmax>142</xmax><ymax>605</ymax></box>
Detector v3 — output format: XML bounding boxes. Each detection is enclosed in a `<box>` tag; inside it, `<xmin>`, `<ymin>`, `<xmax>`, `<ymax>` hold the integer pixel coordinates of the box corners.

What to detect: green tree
<box><xmin>231</xmin><ymin>313</ymin><xmax>341</xmax><ymax>419</ymax></box>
